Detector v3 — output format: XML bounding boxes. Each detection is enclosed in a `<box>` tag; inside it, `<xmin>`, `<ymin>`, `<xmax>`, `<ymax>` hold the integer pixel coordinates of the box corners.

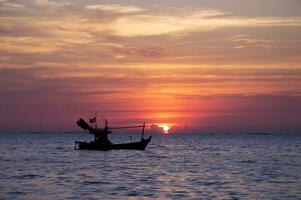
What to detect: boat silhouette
<box><xmin>75</xmin><ymin>117</ymin><xmax>151</xmax><ymax>151</ymax></box>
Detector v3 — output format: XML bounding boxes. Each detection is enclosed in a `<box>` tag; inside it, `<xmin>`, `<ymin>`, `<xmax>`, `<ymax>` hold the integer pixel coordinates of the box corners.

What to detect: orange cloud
<box><xmin>86</xmin><ymin>4</ymin><xmax>146</xmax><ymax>14</ymax></box>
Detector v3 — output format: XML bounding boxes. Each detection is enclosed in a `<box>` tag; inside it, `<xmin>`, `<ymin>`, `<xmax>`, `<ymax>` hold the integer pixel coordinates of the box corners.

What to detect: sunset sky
<box><xmin>0</xmin><ymin>0</ymin><xmax>300</xmax><ymax>133</ymax></box>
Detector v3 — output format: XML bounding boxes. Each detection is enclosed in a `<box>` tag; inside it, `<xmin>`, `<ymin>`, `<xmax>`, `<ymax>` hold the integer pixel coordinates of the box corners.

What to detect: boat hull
<box><xmin>75</xmin><ymin>136</ymin><xmax>152</xmax><ymax>151</ymax></box>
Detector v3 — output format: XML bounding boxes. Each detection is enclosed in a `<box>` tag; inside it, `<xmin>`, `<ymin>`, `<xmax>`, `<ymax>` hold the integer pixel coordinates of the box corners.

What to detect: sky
<box><xmin>0</xmin><ymin>0</ymin><xmax>301</xmax><ymax>133</ymax></box>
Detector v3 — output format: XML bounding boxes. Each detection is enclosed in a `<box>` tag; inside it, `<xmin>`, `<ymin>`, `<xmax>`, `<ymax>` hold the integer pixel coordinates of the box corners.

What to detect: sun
<box><xmin>159</xmin><ymin>124</ymin><xmax>170</xmax><ymax>134</ymax></box>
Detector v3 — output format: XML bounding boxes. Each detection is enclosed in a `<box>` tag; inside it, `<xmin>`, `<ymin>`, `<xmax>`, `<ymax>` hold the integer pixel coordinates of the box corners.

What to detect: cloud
<box><xmin>34</xmin><ymin>0</ymin><xmax>70</xmax><ymax>7</ymax></box>
<box><xmin>105</xmin><ymin>43</ymin><xmax>166</xmax><ymax>58</ymax></box>
<box><xmin>86</xmin><ymin>4</ymin><xmax>146</xmax><ymax>14</ymax></box>
<box><xmin>231</xmin><ymin>34</ymin><xmax>275</xmax><ymax>49</ymax></box>
<box><xmin>0</xmin><ymin>4</ymin><xmax>300</xmax><ymax>70</ymax></box>
<box><xmin>7</xmin><ymin>4</ymin><xmax>297</xmax><ymax>38</ymax></box>
<box><xmin>1</xmin><ymin>66</ymin><xmax>301</xmax><ymax>132</ymax></box>
<box><xmin>0</xmin><ymin>1</ymin><xmax>24</xmax><ymax>10</ymax></box>
<box><xmin>148</xmin><ymin>124</ymin><xmax>164</xmax><ymax>134</ymax></box>
<box><xmin>0</xmin><ymin>36</ymin><xmax>60</xmax><ymax>53</ymax></box>
<box><xmin>107</xmin><ymin>13</ymin><xmax>301</xmax><ymax>37</ymax></box>
<box><xmin>1</xmin><ymin>66</ymin><xmax>300</xmax><ymax>98</ymax></box>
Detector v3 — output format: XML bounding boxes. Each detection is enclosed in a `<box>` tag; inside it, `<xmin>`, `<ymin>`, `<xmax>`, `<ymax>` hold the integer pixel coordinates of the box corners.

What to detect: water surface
<box><xmin>0</xmin><ymin>133</ymin><xmax>301</xmax><ymax>199</ymax></box>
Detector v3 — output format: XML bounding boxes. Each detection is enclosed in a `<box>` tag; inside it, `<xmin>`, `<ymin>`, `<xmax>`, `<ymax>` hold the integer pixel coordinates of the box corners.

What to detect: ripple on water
<box><xmin>13</xmin><ymin>174</ymin><xmax>43</xmax><ymax>180</ymax></box>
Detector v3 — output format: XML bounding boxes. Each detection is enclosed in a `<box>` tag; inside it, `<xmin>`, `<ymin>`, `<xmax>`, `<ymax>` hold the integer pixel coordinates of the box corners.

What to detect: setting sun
<box><xmin>159</xmin><ymin>124</ymin><xmax>170</xmax><ymax>134</ymax></box>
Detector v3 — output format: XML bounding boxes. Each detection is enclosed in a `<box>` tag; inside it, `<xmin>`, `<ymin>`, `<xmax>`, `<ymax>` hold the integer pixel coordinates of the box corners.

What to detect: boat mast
<box><xmin>141</xmin><ymin>122</ymin><xmax>145</xmax><ymax>141</ymax></box>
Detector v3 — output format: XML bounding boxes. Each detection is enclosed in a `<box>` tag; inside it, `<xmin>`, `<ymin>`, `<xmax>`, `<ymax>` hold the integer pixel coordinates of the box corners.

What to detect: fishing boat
<box><xmin>74</xmin><ymin>117</ymin><xmax>152</xmax><ymax>151</ymax></box>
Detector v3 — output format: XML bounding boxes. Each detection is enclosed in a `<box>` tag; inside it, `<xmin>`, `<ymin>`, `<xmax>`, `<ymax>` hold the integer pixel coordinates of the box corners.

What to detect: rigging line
<box><xmin>109</xmin><ymin>125</ymin><xmax>145</xmax><ymax>129</ymax></box>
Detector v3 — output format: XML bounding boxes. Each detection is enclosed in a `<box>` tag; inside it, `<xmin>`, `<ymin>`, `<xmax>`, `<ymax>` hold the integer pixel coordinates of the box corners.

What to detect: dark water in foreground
<box><xmin>0</xmin><ymin>133</ymin><xmax>301</xmax><ymax>199</ymax></box>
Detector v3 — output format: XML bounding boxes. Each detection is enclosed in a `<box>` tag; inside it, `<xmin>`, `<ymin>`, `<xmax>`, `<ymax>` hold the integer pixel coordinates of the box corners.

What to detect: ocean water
<box><xmin>0</xmin><ymin>133</ymin><xmax>301</xmax><ymax>199</ymax></box>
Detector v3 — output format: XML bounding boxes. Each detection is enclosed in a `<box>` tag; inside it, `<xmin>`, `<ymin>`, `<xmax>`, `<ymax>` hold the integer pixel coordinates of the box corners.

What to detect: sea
<box><xmin>0</xmin><ymin>132</ymin><xmax>301</xmax><ymax>199</ymax></box>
